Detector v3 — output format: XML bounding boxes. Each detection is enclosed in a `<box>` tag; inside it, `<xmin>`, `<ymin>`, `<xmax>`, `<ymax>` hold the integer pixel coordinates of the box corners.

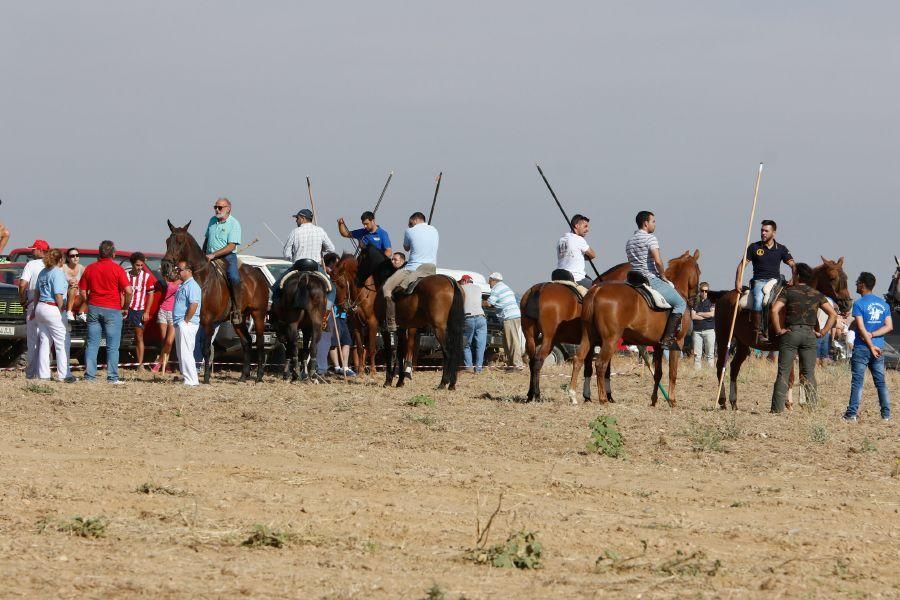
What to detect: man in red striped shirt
<box><xmin>128</xmin><ymin>252</ymin><xmax>157</xmax><ymax>371</ymax></box>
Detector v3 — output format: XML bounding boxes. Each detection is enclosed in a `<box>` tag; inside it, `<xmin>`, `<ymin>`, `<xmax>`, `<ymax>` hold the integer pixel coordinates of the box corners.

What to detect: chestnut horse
<box><xmin>569</xmin><ymin>251</ymin><xmax>701</xmax><ymax>406</ymax></box>
<box><xmin>355</xmin><ymin>246</ymin><xmax>465</xmax><ymax>390</ymax></box>
<box><xmin>162</xmin><ymin>221</ymin><xmax>270</xmax><ymax>383</ymax></box>
<box><xmin>714</xmin><ymin>256</ymin><xmax>852</xmax><ymax>410</ymax></box>
<box><xmin>520</xmin><ymin>262</ymin><xmax>632</xmax><ymax>402</ymax></box>
<box><xmin>331</xmin><ymin>253</ymin><xmax>383</xmax><ymax>375</ymax></box>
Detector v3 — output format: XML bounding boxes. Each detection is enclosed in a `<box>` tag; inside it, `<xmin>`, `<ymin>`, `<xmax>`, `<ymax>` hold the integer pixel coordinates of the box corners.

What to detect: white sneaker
<box><xmin>78</xmin><ymin>313</ymin><xmax>87</xmax><ymax>322</ymax></box>
<box><xmin>66</xmin><ymin>311</ymin><xmax>75</xmax><ymax>321</ymax></box>
<box><xmin>109</xmin><ymin>380</ymin><xmax>126</xmax><ymax>386</ymax></box>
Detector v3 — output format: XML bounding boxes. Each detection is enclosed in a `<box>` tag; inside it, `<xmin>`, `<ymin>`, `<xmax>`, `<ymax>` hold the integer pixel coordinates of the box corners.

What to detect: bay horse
<box><xmin>355</xmin><ymin>245</ymin><xmax>464</xmax><ymax>390</ymax></box>
<box><xmin>331</xmin><ymin>253</ymin><xmax>383</xmax><ymax>375</ymax></box>
<box><xmin>568</xmin><ymin>251</ymin><xmax>701</xmax><ymax>406</ymax></box>
<box><xmin>162</xmin><ymin>220</ymin><xmax>270</xmax><ymax>383</ymax></box>
<box><xmin>714</xmin><ymin>256</ymin><xmax>852</xmax><ymax>410</ymax></box>
<box><xmin>269</xmin><ymin>263</ymin><xmax>330</xmax><ymax>382</ymax></box>
<box><xmin>520</xmin><ymin>262</ymin><xmax>632</xmax><ymax>402</ymax></box>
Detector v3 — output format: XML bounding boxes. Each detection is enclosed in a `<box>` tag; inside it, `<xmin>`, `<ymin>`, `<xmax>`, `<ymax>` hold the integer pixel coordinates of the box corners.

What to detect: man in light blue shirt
<box><xmin>204</xmin><ymin>197</ymin><xmax>242</xmax><ymax>321</ymax></box>
<box><xmin>173</xmin><ymin>261</ymin><xmax>202</xmax><ymax>386</ymax></box>
<box><xmin>486</xmin><ymin>272</ymin><xmax>524</xmax><ymax>369</ymax></box>
<box><xmin>382</xmin><ymin>212</ymin><xmax>439</xmax><ymax>331</ymax></box>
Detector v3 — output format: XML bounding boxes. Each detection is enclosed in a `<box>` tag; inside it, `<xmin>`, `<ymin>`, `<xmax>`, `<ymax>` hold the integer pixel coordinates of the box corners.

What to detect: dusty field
<box><xmin>0</xmin><ymin>358</ymin><xmax>897</xmax><ymax>599</ymax></box>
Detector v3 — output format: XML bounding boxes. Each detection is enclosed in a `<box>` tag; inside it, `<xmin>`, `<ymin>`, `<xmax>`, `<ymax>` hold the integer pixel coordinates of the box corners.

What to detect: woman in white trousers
<box><xmin>34</xmin><ymin>249</ymin><xmax>75</xmax><ymax>382</ymax></box>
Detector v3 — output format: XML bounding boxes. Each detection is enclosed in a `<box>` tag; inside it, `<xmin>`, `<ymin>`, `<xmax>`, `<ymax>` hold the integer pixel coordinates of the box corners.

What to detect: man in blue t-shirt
<box><xmin>337</xmin><ymin>211</ymin><xmax>392</xmax><ymax>257</ymax></box>
<box><xmin>734</xmin><ymin>219</ymin><xmax>796</xmax><ymax>343</ymax></box>
<box><xmin>843</xmin><ymin>271</ymin><xmax>893</xmax><ymax>422</ymax></box>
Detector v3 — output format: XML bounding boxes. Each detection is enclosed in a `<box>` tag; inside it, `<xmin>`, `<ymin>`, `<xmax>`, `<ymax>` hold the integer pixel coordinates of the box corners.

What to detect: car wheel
<box><xmin>543</xmin><ymin>346</ymin><xmax>566</xmax><ymax>366</ymax></box>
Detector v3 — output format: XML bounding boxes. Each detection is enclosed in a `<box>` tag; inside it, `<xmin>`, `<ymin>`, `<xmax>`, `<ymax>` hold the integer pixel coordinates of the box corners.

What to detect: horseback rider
<box><xmin>625</xmin><ymin>210</ymin><xmax>687</xmax><ymax>348</ymax></box>
<box><xmin>274</xmin><ymin>208</ymin><xmax>336</xmax><ymax>302</ymax></box>
<box><xmin>203</xmin><ymin>197</ymin><xmax>243</xmax><ymax>321</ymax></box>
<box><xmin>556</xmin><ymin>214</ymin><xmax>596</xmax><ymax>288</ymax></box>
<box><xmin>337</xmin><ymin>211</ymin><xmax>393</xmax><ymax>257</ymax></box>
<box><xmin>734</xmin><ymin>219</ymin><xmax>796</xmax><ymax>343</ymax></box>
<box><xmin>382</xmin><ymin>211</ymin><xmax>438</xmax><ymax>332</ymax></box>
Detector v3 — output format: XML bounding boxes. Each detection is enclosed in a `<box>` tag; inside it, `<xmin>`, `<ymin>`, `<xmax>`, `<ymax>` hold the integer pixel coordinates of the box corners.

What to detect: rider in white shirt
<box><xmin>556</xmin><ymin>214</ymin><xmax>596</xmax><ymax>288</ymax></box>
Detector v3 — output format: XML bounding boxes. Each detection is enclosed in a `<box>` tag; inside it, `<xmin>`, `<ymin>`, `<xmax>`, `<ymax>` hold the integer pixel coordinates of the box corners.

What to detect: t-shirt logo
<box><xmin>867</xmin><ymin>304</ymin><xmax>885</xmax><ymax>322</ymax></box>
<box><xmin>755</xmin><ymin>249</ymin><xmax>765</xmax><ymax>256</ymax></box>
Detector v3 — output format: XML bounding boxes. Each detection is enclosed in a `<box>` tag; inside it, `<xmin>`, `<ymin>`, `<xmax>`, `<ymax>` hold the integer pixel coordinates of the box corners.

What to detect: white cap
<box><xmin>489</xmin><ymin>272</ymin><xmax>503</xmax><ymax>281</ymax></box>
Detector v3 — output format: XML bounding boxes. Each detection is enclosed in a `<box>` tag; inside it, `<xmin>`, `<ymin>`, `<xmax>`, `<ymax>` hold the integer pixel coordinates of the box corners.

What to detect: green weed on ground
<box><xmin>407</xmin><ymin>394</ymin><xmax>435</xmax><ymax>407</ymax></box>
<box><xmin>242</xmin><ymin>525</ymin><xmax>293</xmax><ymax>548</ymax></box>
<box><xmin>23</xmin><ymin>382</ymin><xmax>54</xmax><ymax>395</ymax></box>
<box><xmin>470</xmin><ymin>530</ymin><xmax>543</xmax><ymax>569</ymax></box>
<box><xmin>38</xmin><ymin>516</ymin><xmax>107</xmax><ymax>538</ymax></box>
<box><xmin>587</xmin><ymin>415</ymin><xmax>625</xmax><ymax>458</ymax></box>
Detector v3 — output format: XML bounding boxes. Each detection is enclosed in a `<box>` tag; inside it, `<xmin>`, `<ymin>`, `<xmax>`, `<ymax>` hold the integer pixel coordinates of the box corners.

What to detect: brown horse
<box><xmin>714</xmin><ymin>256</ymin><xmax>852</xmax><ymax>409</ymax></box>
<box><xmin>269</xmin><ymin>264</ymin><xmax>330</xmax><ymax>382</ymax></box>
<box><xmin>569</xmin><ymin>251</ymin><xmax>701</xmax><ymax>406</ymax></box>
<box><xmin>520</xmin><ymin>262</ymin><xmax>632</xmax><ymax>402</ymax></box>
<box><xmin>162</xmin><ymin>221</ymin><xmax>270</xmax><ymax>383</ymax></box>
<box><xmin>331</xmin><ymin>253</ymin><xmax>383</xmax><ymax>375</ymax></box>
<box><xmin>355</xmin><ymin>245</ymin><xmax>464</xmax><ymax>389</ymax></box>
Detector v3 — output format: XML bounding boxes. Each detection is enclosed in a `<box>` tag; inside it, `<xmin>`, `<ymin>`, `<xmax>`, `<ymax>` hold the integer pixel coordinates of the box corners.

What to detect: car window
<box><xmin>0</xmin><ymin>266</ymin><xmax>23</xmax><ymax>285</ymax></box>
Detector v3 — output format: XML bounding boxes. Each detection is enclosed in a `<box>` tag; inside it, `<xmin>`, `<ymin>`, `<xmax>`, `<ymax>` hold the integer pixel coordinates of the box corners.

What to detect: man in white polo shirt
<box><xmin>556</xmin><ymin>214</ymin><xmax>596</xmax><ymax>288</ymax></box>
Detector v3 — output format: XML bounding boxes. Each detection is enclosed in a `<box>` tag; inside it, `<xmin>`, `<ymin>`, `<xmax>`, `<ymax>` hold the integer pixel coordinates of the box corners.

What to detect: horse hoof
<box><xmin>436</xmin><ymin>383</ymin><xmax>447</xmax><ymax>390</ymax></box>
<box><xmin>607</xmin><ymin>395</ymin><xmax>615</xmax><ymax>404</ymax></box>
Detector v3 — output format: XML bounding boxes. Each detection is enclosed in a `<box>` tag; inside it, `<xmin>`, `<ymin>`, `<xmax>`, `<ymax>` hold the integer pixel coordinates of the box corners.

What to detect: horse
<box><xmin>714</xmin><ymin>256</ymin><xmax>852</xmax><ymax>410</ymax></box>
<box><xmin>520</xmin><ymin>262</ymin><xmax>633</xmax><ymax>402</ymax></box>
<box><xmin>355</xmin><ymin>245</ymin><xmax>464</xmax><ymax>390</ymax></box>
<box><xmin>568</xmin><ymin>251</ymin><xmax>701</xmax><ymax>406</ymax></box>
<box><xmin>331</xmin><ymin>253</ymin><xmax>383</xmax><ymax>375</ymax></box>
<box><xmin>269</xmin><ymin>261</ymin><xmax>330</xmax><ymax>382</ymax></box>
<box><xmin>162</xmin><ymin>220</ymin><xmax>270</xmax><ymax>383</ymax></box>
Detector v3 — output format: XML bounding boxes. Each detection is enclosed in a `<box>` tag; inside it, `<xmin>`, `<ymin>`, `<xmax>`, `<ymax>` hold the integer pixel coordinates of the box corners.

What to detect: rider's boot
<box><xmin>659</xmin><ymin>312</ymin><xmax>682</xmax><ymax>350</ymax></box>
<box><xmin>752</xmin><ymin>310</ymin><xmax>768</xmax><ymax>344</ymax></box>
<box><xmin>385</xmin><ymin>297</ymin><xmax>398</xmax><ymax>332</ymax></box>
<box><xmin>230</xmin><ymin>281</ymin><xmax>244</xmax><ymax>325</ymax></box>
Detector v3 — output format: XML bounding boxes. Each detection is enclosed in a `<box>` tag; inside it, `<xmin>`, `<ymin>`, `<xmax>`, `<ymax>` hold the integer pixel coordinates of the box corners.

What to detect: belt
<box><xmin>465</xmin><ymin>313</ymin><xmax>485</xmax><ymax>318</ymax></box>
<box><xmin>788</xmin><ymin>323</ymin><xmax>814</xmax><ymax>329</ymax></box>
<box><xmin>41</xmin><ymin>301</ymin><xmax>59</xmax><ymax>306</ymax></box>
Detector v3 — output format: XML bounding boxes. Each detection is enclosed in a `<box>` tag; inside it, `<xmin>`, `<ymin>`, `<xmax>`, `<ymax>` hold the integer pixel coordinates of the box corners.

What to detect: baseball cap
<box><xmin>489</xmin><ymin>272</ymin><xmax>503</xmax><ymax>281</ymax></box>
<box><xmin>292</xmin><ymin>208</ymin><xmax>314</xmax><ymax>220</ymax></box>
<box><xmin>459</xmin><ymin>274</ymin><xmax>474</xmax><ymax>284</ymax></box>
<box><xmin>28</xmin><ymin>239</ymin><xmax>50</xmax><ymax>251</ymax></box>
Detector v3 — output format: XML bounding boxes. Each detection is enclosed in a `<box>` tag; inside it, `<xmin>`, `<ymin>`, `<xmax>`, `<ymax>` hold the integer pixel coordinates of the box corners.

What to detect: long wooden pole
<box><xmin>535</xmin><ymin>164</ymin><xmax>601</xmax><ymax>279</ymax></box>
<box><xmin>373</xmin><ymin>171</ymin><xmax>393</xmax><ymax>215</ymax></box>
<box><xmin>307</xmin><ymin>176</ymin><xmax>348</xmax><ymax>381</ymax></box>
<box><xmin>427</xmin><ymin>172</ymin><xmax>442</xmax><ymax>224</ymax></box>
<box><xmin>714</xmin><ymin>163</ymin><xmax>764</xmax><ymax>403</ymax></box>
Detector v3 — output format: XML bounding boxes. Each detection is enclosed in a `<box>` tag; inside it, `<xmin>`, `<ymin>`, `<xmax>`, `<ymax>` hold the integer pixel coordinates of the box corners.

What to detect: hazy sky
<box><xmin>2</xmin><ymin>2</ymin><xmax>898</xmax><ymax>293</ymax></box>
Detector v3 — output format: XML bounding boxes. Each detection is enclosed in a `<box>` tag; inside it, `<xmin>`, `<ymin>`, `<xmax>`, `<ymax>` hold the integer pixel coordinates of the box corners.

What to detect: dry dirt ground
<box><xmin>0</xmin><ymin>357</ymin><xmax>898</xmax><ymax>599</ymax></box>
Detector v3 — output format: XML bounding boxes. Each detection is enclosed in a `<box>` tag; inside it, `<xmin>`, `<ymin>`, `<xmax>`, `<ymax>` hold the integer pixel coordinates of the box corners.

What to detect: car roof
<box><xmin>438</xmin><ymin>267</ymin><xmax>491</xmax><ymax>295</ymax></box>
<box><xmin>8</xmin><ymin>247</ymin><xmax>164</xmax><ymax>258</ymax></box>
<box><xmin>237</xmin><ymin>254</ymin><xmax>291</xmax><ymax>267</ymax></box>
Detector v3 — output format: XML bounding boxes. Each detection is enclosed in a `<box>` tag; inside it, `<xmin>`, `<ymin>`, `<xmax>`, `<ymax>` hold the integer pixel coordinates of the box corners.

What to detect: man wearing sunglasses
<box><xmin>203</xmin><ymin>197</ymin><xmax>242</xmax><ymax>322</ymax></box>
<box><xmin>691</xmin><ymin>283</ymin><xmax>715</xmax><ymax>368</ymax></box>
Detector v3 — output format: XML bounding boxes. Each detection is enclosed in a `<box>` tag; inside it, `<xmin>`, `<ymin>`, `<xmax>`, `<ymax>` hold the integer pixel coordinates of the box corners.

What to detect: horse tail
<box><xmin>522</xmin><ymin>284</ymin><xmax>543</xmax><ymax>320</ymax></box>
<box><xmin>292</xmin><ymin>274</ymin><xmax>310</xmax><ymax>311</ymax></box>
<box><xmin>444</xmin><ymin>280</ymin><xmax>465</xmax><ymax>385</ymax></box>
<box><xmin>582</xmin><ymin>286</ymin><xmax>598</xmax><ymax>344</ymax></box>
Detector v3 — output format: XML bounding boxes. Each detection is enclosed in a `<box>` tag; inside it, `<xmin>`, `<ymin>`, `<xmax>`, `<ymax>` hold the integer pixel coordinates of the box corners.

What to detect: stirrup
<box><xmin>230</xmin><ymin>310</ymin><xmax>243</xmax><ymax>325</ymax></box>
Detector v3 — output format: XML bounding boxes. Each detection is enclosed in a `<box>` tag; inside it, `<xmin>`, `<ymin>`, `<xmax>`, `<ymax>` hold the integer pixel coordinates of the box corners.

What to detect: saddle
<box><xmin>392</xmin><ymin>273</ymin><xmax>455</xmax><ymax>298</ymax></box>
<box><xmin>625</xmin><ymin>271</ymin><xmax>671</xmax><ymax>311</ymax></box>
<box><xmin>279</xmin><ymin>268</ymin><xmax>332</xmax><ymax>293</ymax></box>
<box><xmin>738</xmin><ymin>278</ymin><xmax>784</xmax><ymax>310</ymax></box>
<box><xmin>550</xmin><ymin>269</ymin><xmax>587</xmax><ymax>299</ymax></box>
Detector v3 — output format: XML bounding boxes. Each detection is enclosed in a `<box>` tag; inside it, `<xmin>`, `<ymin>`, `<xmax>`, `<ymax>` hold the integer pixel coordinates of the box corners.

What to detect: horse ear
<box><xmin>184</xmin><ymin>220</ymin><xmax>191</xmax><ymax>231</ymax></box>
<box><xmin>167</xmin><ymin>219</ymin><xmax>175</xmax><ymax>232</ymax></box>
<box><xmin>837</xmin><ymin>256</ymin><xmax>844</xmax><ymax>266</ymax></box>
<box><xmin>693</xmin><ymin>249</ymin><xmax>700</xmax><ymax>261</ymax></box>
<box><xmin>821</xmin><ymin>255</ymin><xmax>829</xmax><ymax>265</ymax></box>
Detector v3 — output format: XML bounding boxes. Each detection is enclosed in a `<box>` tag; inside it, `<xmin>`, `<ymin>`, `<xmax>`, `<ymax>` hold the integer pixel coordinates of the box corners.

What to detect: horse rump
<box><xmin>442</xmin><ymin>281</ymin><xmax>465</xmax><ymax>388</ymax></box>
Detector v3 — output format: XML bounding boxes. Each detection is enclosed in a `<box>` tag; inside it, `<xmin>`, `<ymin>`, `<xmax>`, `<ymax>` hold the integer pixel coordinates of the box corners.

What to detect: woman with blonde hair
<box><xmin>34</xmin><ymin>248</ymin><xmax>75</xmax><ymax>382</ymax></box>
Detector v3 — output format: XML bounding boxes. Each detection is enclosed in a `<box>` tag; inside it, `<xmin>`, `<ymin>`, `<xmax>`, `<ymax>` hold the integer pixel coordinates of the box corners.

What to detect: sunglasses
<box><xmin>700</xmin><ymin>289</ymin><xmax>709</xmax><ymax>292</ymax></box>
<box><xmin>178</xmin><ymin>267</ymin><xmax>191</xmax><ymax>272</ymax></box>
<box><xmin>68</xmin><ymin>254</ymin><xmax>79</xmax><ymax>258</ymax></box>
<box><xmin>213</xmin><ymin>205</ymin><xmax>228</xmax><ymax>211</ymax></box>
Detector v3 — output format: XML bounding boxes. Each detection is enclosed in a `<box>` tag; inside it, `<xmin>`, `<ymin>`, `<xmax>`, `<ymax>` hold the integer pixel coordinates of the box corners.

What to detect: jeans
<box><xmin>771</xmin><ymin>324</ymin><xmax>817</xmax><ymax>412</ymax></box>
<box><xmin>692</xmin><ymin>328</ymin><xmax>715</xmax><ymax>366</ymax></box>
<box><xmin>816</xmin><ymin>333</ymin><xmax>831</xmax><ymax>359</ymax></box>
<box><xmin>751</xmin><ymin>278</ymin><xmax>774</xmax><ymax>312</ymax></box>
<box><xmin>463</xmin><ymin>315</ymin><xmax>487</xmax><ymax>370</ymax></box>
<box><xmin>845</xmin><ymin>345</ymin><xmax>891</xmax><ymax>419</ymax></box>
<box><xmin>222</xmin><ymin>253</ymin><xmax>241</xmax><ymax>286</ymax></box>
<box><xmin>649</xmin><ymin>277</ymin><xmax>687</xmax><ymax>314</ymax></box>
<box><xmin>85</xmin><ymin>305</ymin><xmax>123</xmax><ymax>382</ymax></box>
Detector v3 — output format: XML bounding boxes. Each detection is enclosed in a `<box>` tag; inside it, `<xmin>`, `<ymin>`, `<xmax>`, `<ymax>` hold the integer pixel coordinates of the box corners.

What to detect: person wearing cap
<box><xmin>383</xmin><ymin>212</ymin><xmax>439</xmax><ymax>331</ymax></box>
<box><xmin>459</xmin><ymin>274</ymin><xmax>486</xmax><ymax>373</ymax></box>
<box><xmin>18</xmin><ymin>239</ymin><xmax>50</xmax><ymax>379</ymax></box>
<box><xmin>203</xmin><ymin>197</ymin><xmax>243</xmax><ymax>322</ymax></box>
<box><xmin>79</xmin><ymin>240</ymin><xmax>134</xmax><ymax>384</ymax></box>
<box><xmin>275</xmin><ymin>208</ymin><xmax>336</xmax><ymax>302</ymax></box>
<box><xmin>485</xmin><ymin>272</ymin><xmax>524</xmax><ymax>370</ymax></box>
<box><xmin>337</xmin><ymin>211</ymin><xmax>392</xmax><ymax>257</ymax></box>
<box><xmin>557</xmin><ymin>214</ymin><xmax>596</xmax><ymax>288</ymax></box>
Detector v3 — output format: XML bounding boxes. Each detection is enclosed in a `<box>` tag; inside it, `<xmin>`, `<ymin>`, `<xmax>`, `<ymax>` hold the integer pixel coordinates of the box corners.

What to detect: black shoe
<box><xmin>659</xmin><ymin>312</ymin><xmax>681</xmax><ymax>349</ymax></box>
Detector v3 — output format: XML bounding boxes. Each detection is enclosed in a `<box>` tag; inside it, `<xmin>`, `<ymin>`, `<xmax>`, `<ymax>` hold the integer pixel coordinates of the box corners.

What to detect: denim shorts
<box><xmin>127</xmin><ymin>309</ymin><xmax>145</xmax><ymax>328</ymax></box>
<box><xmin>157</xmin><ymin>308</ymin><xmax>174</xmax><ymax>325</ymax></box>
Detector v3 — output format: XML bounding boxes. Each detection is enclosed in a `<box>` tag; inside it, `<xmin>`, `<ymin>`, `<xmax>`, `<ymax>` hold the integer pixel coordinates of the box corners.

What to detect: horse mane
<box><xmin>664</xmin><ymin>250</ymin><xmax>700</xmax><ymax>299</ymax></box>
<box><xmin>596</xmin><ymin>262</ymin><xmax>629</xmax><ymax>281</ymax></box>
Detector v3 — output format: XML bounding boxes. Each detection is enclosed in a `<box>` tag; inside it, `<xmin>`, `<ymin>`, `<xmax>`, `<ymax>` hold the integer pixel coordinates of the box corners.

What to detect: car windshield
<box><xmin>268</xmin><ymin>264</ymin><xmax>292</xmax><ymax>281</ymax></box>
<box><xmin>0</xmin><ymin>265</ymin><xmax>23</xmax><ymax>285</ymax></box>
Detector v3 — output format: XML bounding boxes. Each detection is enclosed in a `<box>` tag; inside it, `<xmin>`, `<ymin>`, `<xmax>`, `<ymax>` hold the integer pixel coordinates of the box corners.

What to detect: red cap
<box><xmin>28</xmin><ymin>240</ymin><xmax>50</xmax><ymax>251</ymax></box>
<box><xmin>459</xmin><ymin>274</ymin><xmax>474</xmax><ymax>284</ymax></box>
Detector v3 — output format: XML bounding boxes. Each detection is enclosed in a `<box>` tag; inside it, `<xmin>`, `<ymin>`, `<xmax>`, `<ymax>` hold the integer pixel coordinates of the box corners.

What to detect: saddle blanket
<box><xmin>551</xmin><ymin>279</ymin><xmax>589</xmax><ymax>300</ymax></box>
<box><xmin>738</xmin><ymin>279</ymin><xmax>778</xmax><ymax>310</ymax></box>
<box><xmin>638</xmin><ymin>284</ymin><xmax>671</xmax><ymax>309</ymax></box>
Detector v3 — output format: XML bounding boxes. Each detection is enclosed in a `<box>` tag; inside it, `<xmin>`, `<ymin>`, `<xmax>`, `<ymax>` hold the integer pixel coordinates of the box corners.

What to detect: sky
<box><xmin>2</xmin><ymin>1</ymin><xmax>899</xmax><ymax>294</ymax></box>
